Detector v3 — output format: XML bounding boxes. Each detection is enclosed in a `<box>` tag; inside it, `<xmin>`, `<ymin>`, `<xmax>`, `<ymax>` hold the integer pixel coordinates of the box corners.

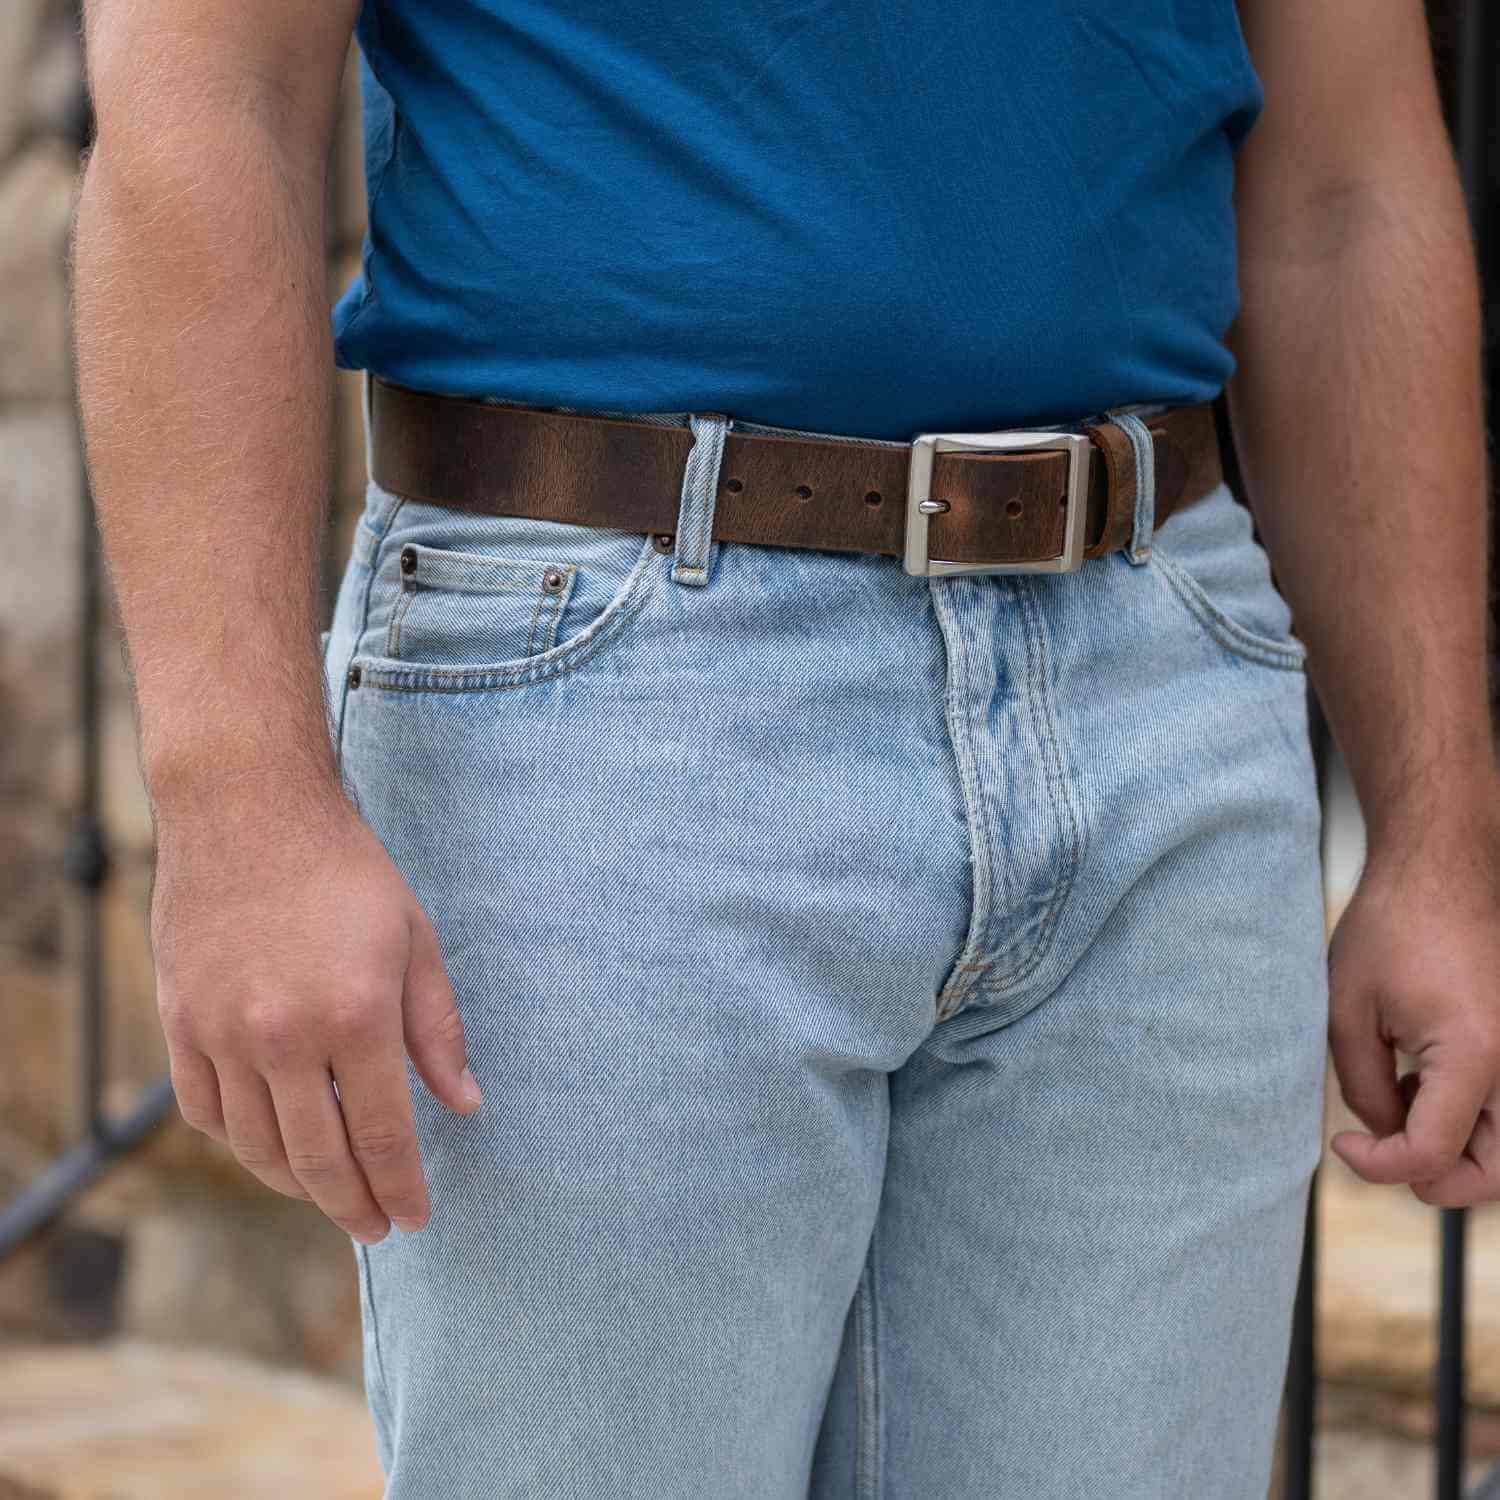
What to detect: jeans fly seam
<box><xmin>998</xmin><ymin>576</ymin><xmax>1083</xmax><ymax>986</ymax></box>
<box><xmin>854</xmin><ymin>1250</ymin><xmax>882</xmax><ymax>1500</ymax></box>
<box><xmin>930</xmin><ymin>580</ymin><xmax>994</xmax><ymax>1021</ymax></box>
<box><xmin>971</xmin><ymin>576</ymin><xmax>1084</xmax><ymax>999</ymax></box>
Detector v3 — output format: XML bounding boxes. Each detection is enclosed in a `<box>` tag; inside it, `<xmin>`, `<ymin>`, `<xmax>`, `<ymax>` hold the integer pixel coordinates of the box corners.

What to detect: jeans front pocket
<box><xmin>1147</xmin><ymin>480</ymin><xmax>1308</xmax><ymax>673</ymax></box>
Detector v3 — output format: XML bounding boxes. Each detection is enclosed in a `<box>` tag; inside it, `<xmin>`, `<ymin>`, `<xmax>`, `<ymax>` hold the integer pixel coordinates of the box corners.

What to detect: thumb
<box><xmin>1330</xmin><ymin>1054</ymin><xmax>1485</xmax><ymax>1185</ymax></box>
<box><xmin>401</xmin><ymin>908</ymin><xmax>482</xmax><ymax>1115</ymax></box>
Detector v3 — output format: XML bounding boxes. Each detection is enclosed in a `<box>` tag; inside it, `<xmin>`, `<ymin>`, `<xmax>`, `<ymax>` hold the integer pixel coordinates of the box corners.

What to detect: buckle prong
<box><xmin>903</xmin><ymin>429</ymin><xmax>1093</xmax><ymax>577</ymax></box>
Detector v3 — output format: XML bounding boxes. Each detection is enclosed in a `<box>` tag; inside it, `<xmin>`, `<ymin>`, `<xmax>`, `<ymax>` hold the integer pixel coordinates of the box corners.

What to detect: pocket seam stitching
<box><xmin>386</xmin><ymin>580</ymin><xmax>418</xmax><ymax>658</ymax></box>
<box><xmin>1149</xmin><ymin>544</ymin><xmax>1307</xmax><ymax>671</ymax></box>
<box><xmin>397</xmin><ymin>541</ymin><xmax>577</xmax><ymax>592</ymax></box>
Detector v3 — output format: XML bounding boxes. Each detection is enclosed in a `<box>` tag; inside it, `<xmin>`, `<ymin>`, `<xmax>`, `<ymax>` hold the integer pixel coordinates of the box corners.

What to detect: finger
<box><xmin>334</xmin><ymin>1034</ymin><xmax>430</xmax><ymax>1232</ymax></box>
<box><xmin>1411</xmin><ymin>1105</ymin><xmax>1500</xmax><ymax>1208</ymax></box>
<box><xmin>267</xmin><ymin>1066</ymin><xmax>390</xmax><ymax>1244</ymax></box>
<box><xmin>216</xmin><ymin>1059</ymin><xmax>311</xmax><ymax>1200</ymax></box>
<box><xmin>1327</xmin><ymin>998</ymin><xmax>1404</xmax><ymax>1138</ymax></box>
<box><xmin>167</xmin><ymin>1044</ymin><xmax>227</xmax><ymax>1142</ymax></box>
<box><xmin>1331</xmin><ymin>1056</ymin><xmax>1489</xmax><ymax>1185</ymax></box>
<box><xmin>402</xmin><ymin>911</ymin><xmax>482</xmax><ymax>1115</ymax></box>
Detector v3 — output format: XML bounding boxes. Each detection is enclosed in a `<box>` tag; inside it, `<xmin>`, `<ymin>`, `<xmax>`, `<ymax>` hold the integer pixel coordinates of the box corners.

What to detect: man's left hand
<box><xmin>1327</xmin><ymin>795</ymin><xmax>1500</xmax><ymax>1207</ymax></box>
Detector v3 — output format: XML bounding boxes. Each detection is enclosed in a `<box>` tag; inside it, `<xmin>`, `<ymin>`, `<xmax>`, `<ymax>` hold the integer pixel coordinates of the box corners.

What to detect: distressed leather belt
<box><xmin>367</xmin><ymin>376</ymin><xmax>1223</xmax><ymax>577</ymax></box>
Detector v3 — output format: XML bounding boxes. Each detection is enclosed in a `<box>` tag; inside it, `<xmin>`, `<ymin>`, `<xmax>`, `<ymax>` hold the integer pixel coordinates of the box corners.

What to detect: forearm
<box><xmin>1226</xmin><ymin>175</ymin><xmax>1496</xmax><ymax>847</ymax></box>
<box><xmin>73</xmin><ymin>102</ymin><xmax>339</xmax><ymax>817</ymax></box>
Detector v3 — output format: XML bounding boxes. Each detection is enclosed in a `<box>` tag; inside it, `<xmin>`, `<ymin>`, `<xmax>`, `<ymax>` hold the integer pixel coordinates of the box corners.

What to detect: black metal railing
<box><xmin>0</xmin><ymin>53</ymin><xmax>175</xmax><ymax>1268</ymax></box>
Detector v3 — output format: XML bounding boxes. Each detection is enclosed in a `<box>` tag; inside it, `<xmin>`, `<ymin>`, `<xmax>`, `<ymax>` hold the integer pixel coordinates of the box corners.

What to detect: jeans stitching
<box><xmin>537</xmin><ymin>571</ymin><xmax>572</xmax><ymax>651</ymax></box>
<box><xmin>930</xmin><ymin>580</ymin><xmax>996</xmax><ymax>1020</ymax></box>
<box><xmin>971</xmin><ymin>576</ymin><xmax>1085</xmax><ymax>1000</ymax></box>
<box><xmin>854</xmin><ymin>1252</ymin><xmax>882</xmax><ymax>1500</ymax></box>
<box><xmin>336</xmin><ymin>493</ymin><xmax>407</xmax><ymax>750</ymax></box>
<box><xmin>1149</xmin><ymin>546</ymin><xmax>1309</xmax><ymax>671</ymax></box>
<box><xmin>358</xmin><ymin>1243</ymin><xmax>394</xmax><ymax>1445</ymax></box>
<box><xmin>387</xmin><ymin>579</ymin><xmax>418</xmax><ymax>657</ymax></box>
<box><xmin>525</xmin><ymin>585</ymin><xmax>547</xmax><ymax>657</ymax></box>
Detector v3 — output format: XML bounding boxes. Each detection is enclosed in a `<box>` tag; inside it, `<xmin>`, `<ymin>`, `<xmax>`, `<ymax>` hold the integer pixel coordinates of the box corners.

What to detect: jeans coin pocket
<box><xmin>353</xmin><ymin>494</ymin><xmax>666</xmax><ymax>690</ymax></box>
<box><xmin>383</xmin><ymin>543</ymin><xmax>580</xmax><ymax>666</ymax></box>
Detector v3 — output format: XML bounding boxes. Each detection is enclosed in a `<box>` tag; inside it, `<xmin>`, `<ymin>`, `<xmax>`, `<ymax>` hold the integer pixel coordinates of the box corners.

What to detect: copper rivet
<box><xmin>652</xmin><ymin>533</ymin><xmax>675</xmax><ymax>554</ymax></box>
<box><xmin>724</xmin><ymin>478</ymin><xmax>744</xmax><ymax>493</ymax></box>
<box><xmin>399</xmin><ymin>545</ymin><xmax>417</xmax><ymax>575</ymax></box>
<box><xmin>542</xmin><ymin>567</ymin><xmax>566</xmax><ymax>592</ymax></box>
<box><xmin>347</xmin><ymin>664</ymin><xmax>362</xmax><ymax>689</ymax></box>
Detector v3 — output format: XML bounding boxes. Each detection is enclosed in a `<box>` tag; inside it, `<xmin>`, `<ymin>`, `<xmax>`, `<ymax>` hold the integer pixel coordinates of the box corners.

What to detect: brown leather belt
<box><xmin>367</xmin><ymin>376</ymin><xmax>1223</xmax><ymax>576</ymax></box>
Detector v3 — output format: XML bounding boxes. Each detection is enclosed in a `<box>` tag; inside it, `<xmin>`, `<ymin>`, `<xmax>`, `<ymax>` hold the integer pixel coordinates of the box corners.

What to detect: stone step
<box><xmin>0</xmin><ymin>1341</ymin><xmax>382</xmax><ymax>1499</ymax></box>
<box><xmin>0</xmin><ymin>1335</ymin><xmax>1492</xmax><ymax>1497</ymax></box>
<box><xmin>1319</xmin><ymin>1086</ymin><xmax>1500</xmax><ymax>1418</ymax></box>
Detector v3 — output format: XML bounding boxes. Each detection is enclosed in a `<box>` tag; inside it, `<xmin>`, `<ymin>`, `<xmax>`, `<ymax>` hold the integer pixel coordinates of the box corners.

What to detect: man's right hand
<box><xmin>71</xmin><ymin>0</ymin><xmax>474</xmax><ymax>1241</ymax></box>
<box><xmin>152</xmin><ymin>787</ymin><xmax>482</xmax><ymax>1243</ymax></box>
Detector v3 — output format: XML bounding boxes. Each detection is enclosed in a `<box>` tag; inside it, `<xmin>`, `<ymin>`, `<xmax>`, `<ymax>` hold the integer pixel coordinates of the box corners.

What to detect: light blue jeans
<box><xmin>321</xmin><ymin>393</ymin><xmax>1328</xmax><ymax>1499</ymax></box>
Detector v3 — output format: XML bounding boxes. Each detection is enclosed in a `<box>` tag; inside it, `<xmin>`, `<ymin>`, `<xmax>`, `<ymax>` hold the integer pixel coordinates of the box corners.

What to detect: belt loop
<box><xmin>361</xmin><ymin>368</ymin><xmax>377</xmax><ymax>481</ymax></box>
<box><xmin>1107</xmin><ymin>407</ymin><xmax>1156</xmax><ymax>565</ymax></box>
<box><xmin>671</xmin><ymin>411</ymin><xmax>730</xmax><ymax>587</ymax></box>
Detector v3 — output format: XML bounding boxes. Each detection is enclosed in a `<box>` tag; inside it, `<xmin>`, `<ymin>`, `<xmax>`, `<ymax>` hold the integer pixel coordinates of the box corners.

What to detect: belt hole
<box><xmin>1005</xmin><ymin>499</ymin><xmax>1022</xmax><ymax>519</ymax></box>
<box><xmin>652</xmin><ymin>532</ymin><xmax>675</xmax><ymax>554</ymax></box>
<box><xmin>724</xmin><ymin>477</ymin><xmax>744</xmax><ymax>493</ymax></box>
<box><xmin>794</xmin><ymin>485</ymin><xmax>813</xmax><ymax>501</ymax></box>
<box><xmin>1058</xmin><ymin>494</ymin><xmax>1068</xmax><ymax>507</ymax></box>
<box><xmin>865</xmin><ymin>490</ymin><xmax>882</xmax><ymax>507</ymax></box>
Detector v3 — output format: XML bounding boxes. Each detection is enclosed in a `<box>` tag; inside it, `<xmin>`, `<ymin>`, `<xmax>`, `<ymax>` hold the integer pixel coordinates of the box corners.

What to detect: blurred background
<box><xmin>0</xmin><ymin>3</ymin><xmax>1496</xmax><ymax>1497</ymax></box>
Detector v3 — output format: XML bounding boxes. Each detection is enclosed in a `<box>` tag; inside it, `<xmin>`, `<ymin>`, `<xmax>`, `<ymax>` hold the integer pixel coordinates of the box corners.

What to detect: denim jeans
<box><xmin>321</xmin><ymin>390</ymin><xmax>1327</xmax><ymax>1498</ymax></box>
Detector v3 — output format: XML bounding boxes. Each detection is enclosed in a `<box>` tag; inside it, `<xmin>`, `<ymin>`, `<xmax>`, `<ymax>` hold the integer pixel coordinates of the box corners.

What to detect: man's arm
<box><xmin>73</xmin><ymin>0</ymin><xmax>481</xmax><ymax>1243</ymax></box>
<box><xmin>1229</xmin><ymin>0</ymin><xmax>1500</xmax><ymax>1204</ymax></box>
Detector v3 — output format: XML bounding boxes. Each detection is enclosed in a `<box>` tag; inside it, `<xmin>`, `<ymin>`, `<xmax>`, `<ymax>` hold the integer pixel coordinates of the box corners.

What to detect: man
<box><xmin>71</xmin><ymin>0</ymin><xmax>1497</xmax><ymax>1494</ymax></box>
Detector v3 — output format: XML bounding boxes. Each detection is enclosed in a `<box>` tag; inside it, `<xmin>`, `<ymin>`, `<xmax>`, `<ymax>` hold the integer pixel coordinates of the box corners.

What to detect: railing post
<box><xmin>1283</xmin><ymin>1168</ymin><xmax>1319</xmax><ymax>1500</ymax></box>
<box><xmin>1437</xmin><ymin>1207</ymin><xmax>1468</xmax><ymax>1499</ymax></box>
<box><xmin>0</xmin><ymin>0</ymin><xmax>176</xmax><ymax>1265</ymax></box>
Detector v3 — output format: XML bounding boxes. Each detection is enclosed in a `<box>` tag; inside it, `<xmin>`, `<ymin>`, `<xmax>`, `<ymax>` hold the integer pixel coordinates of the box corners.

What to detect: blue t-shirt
<box><xmin>333</xmin><ymin>2</ymin><xmax>1263</xmax><ymax>441</ymax></box>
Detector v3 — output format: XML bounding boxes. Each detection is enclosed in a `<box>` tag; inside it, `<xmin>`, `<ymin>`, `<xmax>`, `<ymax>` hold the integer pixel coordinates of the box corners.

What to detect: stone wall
<box><xmin>0</xmin><ymin>2</ymin><xmax>372</xmax><ymax>1378</ymax></box>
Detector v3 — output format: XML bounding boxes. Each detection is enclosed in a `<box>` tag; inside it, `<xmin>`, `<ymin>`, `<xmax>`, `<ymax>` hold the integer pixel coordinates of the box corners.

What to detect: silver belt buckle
<box><xmin>902</xmin><ymin>429</ymin><xmax>1093</xmax><ymax>577</ymax></box>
